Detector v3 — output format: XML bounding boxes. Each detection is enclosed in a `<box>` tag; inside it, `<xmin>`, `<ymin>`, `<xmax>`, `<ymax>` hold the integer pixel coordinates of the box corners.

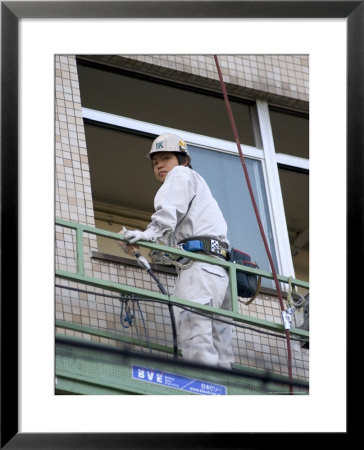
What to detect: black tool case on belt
<box><xmin>230</xmin><ymin>249</ymin><xmax>258</xmax><ymax>298</ymax></box>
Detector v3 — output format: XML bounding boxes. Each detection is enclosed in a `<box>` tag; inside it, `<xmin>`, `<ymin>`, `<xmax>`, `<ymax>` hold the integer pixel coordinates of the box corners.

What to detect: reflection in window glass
<box><xmin>189</xmin><ymin>145</ymin><xmax>277</xmax><ymax>289</ymax></box>
<box><xmin>269</xmin><ymin>108</ymin><xmax>309</xmax><ymax>159</ymax></box>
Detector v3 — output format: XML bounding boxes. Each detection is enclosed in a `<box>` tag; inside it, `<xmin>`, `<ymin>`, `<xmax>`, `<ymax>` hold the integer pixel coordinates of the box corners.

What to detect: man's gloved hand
<box><xmin>124</xmin><ymin>229</ymin><xmax>155</xmax><ymax>244</ymax></box>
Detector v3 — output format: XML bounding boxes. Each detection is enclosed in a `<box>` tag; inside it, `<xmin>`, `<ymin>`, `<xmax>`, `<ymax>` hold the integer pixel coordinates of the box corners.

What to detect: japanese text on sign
<box><xmin>132</xmin><ymin>365</ymin><xmax>227</xmax><ymax>395</ymax></box>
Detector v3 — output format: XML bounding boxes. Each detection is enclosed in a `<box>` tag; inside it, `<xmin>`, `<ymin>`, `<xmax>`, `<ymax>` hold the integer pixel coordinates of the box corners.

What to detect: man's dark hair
<box><xmin>176</xmin><ymin>153</ymin><xmax>193</xmax><ymax>169</ymax></box>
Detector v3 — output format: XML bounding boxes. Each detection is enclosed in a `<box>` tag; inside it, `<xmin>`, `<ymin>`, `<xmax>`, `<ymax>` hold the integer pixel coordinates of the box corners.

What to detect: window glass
<box><xmin>269</xmin><ymin>108</ymin><xmax>309</xmax><ymax>159</ymax></box>
<box><xmin>189</xmin><ymin>145</ymin><xmax>277</xmax><ymax>289</ymax></box>
<box><xmin>77</xmin><ymin>62</ymin><xmax>256</xmax><ymax>146</ymax></box>
<box><xmin>278</xmin><ymin>167</ymin><xmax>309</xmax><ymax>287</ymax></box>
<box><xmin>84</xmin><ymin>123</ymin><xmax>158</xmax><ymax>212</ymax></box>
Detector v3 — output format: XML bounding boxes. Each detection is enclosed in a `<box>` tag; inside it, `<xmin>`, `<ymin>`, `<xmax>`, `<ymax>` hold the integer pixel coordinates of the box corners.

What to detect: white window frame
<box><xmin>82</xmin><ymin>107</ymin><xmax>263</xmax><ymax>159</ymax></box>
<box><xmin>82</xmin><ymin>104</ymin><xmax>303</xmax><ymax>280</ymax></box>
<box><xmin>255</xmin><ymin>100</ymin><xmax>297</xmax><ymax>280</ymax></box>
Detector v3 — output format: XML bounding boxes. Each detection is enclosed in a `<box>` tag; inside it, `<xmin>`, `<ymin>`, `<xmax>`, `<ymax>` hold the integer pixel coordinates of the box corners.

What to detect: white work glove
<box><xmin>124</xmin><ymin>229</ymin><xmax>156</xmax><ymax>244</ymax></box>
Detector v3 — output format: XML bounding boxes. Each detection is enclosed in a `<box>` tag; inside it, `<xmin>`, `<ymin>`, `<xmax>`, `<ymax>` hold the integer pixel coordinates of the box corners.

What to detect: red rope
<box><xmin>213</xmin><ymin>55</ymin><xmax>293</xmax><ymax>393</ymax></box>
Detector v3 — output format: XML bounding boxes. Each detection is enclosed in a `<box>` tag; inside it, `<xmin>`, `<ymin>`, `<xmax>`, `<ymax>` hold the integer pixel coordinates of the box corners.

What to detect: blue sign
<box><xmin>132</xmin><ymin>365</ymin><xmax>227</xmax><ymax>395</ymax></box>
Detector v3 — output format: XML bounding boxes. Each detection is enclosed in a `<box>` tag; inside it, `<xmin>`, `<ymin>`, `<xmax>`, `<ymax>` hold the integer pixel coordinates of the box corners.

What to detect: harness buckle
<box><xmin>182</xmin><ymin>240</ymin><xmax>204</xmax><ymax>252</ymax></box>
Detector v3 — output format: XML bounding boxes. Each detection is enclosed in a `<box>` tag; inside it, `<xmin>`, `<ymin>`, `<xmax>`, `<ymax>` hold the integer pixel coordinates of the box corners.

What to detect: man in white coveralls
<box><xmin>124</xmin><ymin>133</ymin><xmax>234</xmax><ymax>368</ymax></box>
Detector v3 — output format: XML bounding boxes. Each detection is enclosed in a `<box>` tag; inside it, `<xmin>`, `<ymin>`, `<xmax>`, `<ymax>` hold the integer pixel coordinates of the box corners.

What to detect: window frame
<box><xmin>255</xmin><ymin>100</ymin><xmax>298</xmax><ymax>281</ymax></box>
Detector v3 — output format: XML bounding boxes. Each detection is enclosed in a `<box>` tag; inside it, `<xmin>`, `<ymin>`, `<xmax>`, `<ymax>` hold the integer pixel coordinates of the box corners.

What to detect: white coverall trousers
<box><xmin>173</xmin><ymin>260</ymin><xmax>234</xmax><ymax>368</ymax></box>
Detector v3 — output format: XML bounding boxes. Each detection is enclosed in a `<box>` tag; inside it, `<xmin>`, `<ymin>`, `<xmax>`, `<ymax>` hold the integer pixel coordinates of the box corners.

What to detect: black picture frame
<box><xmin>1</xmin><ymin>1</ymin><xmax>359</xmax><ymax>448</ymax></box>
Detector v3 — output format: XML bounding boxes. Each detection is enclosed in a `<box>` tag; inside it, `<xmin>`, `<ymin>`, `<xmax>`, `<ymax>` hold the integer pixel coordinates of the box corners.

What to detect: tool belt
<box><xmin>177</xmin><ymin>240</ymin><xmax>260</xmax><ymax>305</ymax></box>
<box><xmin>230</xmin><ymin>248</ymin><xmax>260</xmax><ymax>302</ymax></box>
<box><xmin>178</xmin><ymin>236</ymin><xmax>229</xmax><ymax>260</ymax></box>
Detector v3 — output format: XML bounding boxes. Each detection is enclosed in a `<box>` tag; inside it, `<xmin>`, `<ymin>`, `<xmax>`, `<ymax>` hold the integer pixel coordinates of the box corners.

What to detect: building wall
<box><xmin>55</xmin><ymin>54</ymin><xmax>309</xmax><ymax>382</ymax></box>
<box><xmin>129</xmin><ymin>54</ymin><xmax>309</xmax><ymax>105</ymax></box>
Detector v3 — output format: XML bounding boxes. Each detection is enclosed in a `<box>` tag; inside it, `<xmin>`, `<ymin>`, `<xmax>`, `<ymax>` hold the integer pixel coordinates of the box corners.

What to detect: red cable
<box><xmin>213</xmin><ymin>55</ymin><xmax>293</xmax><ymax>393</ymax></box>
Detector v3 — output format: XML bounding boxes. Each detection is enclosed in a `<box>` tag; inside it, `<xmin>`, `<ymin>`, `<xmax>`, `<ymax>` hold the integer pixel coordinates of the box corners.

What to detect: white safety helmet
<box><xmin>148</xmin><ymin>133</ymin><xmax>191</xmax><ymax>165</ymax></box>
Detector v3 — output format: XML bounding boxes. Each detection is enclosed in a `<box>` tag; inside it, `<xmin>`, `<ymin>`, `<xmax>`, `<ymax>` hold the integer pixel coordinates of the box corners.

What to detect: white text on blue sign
<box><xmin>132</xmin><ymin>365</ymin><xmax>227</xmax><ymax>395</ymax></box>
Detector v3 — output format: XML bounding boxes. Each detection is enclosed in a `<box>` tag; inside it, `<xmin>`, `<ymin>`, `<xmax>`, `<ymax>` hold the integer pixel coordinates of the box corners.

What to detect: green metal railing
<box><xmin>55</xmin><ymin>219</ymin><xmax>309</xmax><ymax>341</ymax></box>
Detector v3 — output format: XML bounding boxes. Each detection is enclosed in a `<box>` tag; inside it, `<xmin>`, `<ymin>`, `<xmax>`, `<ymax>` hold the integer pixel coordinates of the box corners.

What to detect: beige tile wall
<box><xmin>55</xmin><ymin>54</ymin><xmax>309</xmax><ymax>383</ymax></box>
<box><xmin>237</xmin><ymin>295</ymin><xmax>309</xmax><ymax>380</ymax></box>
<box><xmin>55</xmin><ymin>55</ymin><xmax>95</xmax><ymax>226</ymax></box>
<box><xmin>125</xmin><ymin>54</ymin><xmax>309</xmax><ymax>102</ymax></box>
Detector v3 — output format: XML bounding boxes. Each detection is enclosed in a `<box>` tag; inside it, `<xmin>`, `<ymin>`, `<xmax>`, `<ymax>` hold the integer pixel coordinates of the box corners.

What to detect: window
<box><xmin>77</xmin><ymin>61</ymin><xmax>256</xmax><ymax>146</ymax></box>
<box><xmin>278</xmin><ymin>167</ymin><xmax>309</xmax><ymax>283</ymax></box>
<box><xmin>269</xmin><ymin>107</ymin><xmax>309</xmax><ymax>159</ymax></box>
<box><xmin>269</xmin><ymin>106</ymin><xmax>309</xmax><ymax>284</ymax></box>
<box><xmin>77</xmin><ymin>57</ymin><xmax>309</xmax><ymax>292</ymax></box>
<box><xmin>189</xmin><ymin>145</ymin><xmax>277</xmax><ymax>283</ymax></box>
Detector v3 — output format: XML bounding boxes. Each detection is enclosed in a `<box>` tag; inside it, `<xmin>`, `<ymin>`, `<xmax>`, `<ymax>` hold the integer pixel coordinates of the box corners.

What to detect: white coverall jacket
<box><xmin>146</xmin><ymin>165</ymin><xmax>234</xmax><ymax>368</ymax></box>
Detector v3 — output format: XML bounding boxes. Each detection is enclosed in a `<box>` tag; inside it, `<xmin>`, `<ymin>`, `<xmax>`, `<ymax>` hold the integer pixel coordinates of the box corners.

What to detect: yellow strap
<box><xmin>238</xmin><ymin>276</ymin><xmax>262</xmax><ymax>306</ymax></box>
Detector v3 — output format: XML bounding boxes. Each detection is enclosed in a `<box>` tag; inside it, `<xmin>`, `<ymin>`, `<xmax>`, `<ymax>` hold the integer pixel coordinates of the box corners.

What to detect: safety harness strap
<box><xmin>178</xmin><ymin>236</ymin><xmax>229</xmax><ymax>260</ymax></box>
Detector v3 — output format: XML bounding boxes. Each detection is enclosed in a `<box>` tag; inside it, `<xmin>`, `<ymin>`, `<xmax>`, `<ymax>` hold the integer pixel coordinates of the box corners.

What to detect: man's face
<box><xmin>152</xmin><ymin>152</ymin><xmax>180</xmax><ymax>183</ymax></box>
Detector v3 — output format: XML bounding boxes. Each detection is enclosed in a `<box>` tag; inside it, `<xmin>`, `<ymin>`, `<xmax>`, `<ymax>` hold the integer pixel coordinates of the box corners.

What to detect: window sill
<box><xmin>91</xmin><ymin>251</ymin><xmax>177</xmax><ymax>275</ymax></box>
